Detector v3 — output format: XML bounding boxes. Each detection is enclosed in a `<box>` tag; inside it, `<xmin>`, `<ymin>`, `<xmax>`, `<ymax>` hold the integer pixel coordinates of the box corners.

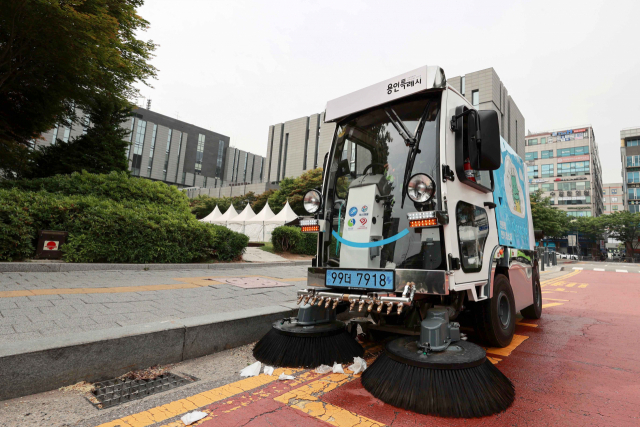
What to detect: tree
<box><xmin>251</xmin><ymin>189</ymin><xmax>277</xmax><ymax>213</ymax></box>
<box><xmin>529</xmin><ymin>191</ymin><xmax>570</xmax><ymax>238</ymax></box>
<box><xmin>268</xmin><ymin>168</ymin><xmax>323</xmax><ymax>215</ymax></box>
<box><xmin>0</xmin><ymin>0</ymin><xmax>157</xmax><ymax>177</ymax></box>
<box><xmin>600</xmin><ymin>211</ymin><xmax>640</xmax><ymax>256</ymax></box>
<box><xmin>572</xmin><ymin>216</ymin><xmax>605</xmax><ymax>257</ymax></box>
<box><xmin>26</xmin><ymin>94</ymin><xmax>132</xmax><ymax>178</ymax></box>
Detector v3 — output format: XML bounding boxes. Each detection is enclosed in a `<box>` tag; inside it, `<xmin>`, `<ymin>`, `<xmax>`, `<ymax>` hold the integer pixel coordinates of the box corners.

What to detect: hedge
<box><xmin>271</xmin><ymin>226</ymin><xmax>317</xmax><ymax>255</ymax></box>
<box><xmin>0</xmin><ymin>184</ymin><xmax>248</xmax><ymax>263</ymax></box>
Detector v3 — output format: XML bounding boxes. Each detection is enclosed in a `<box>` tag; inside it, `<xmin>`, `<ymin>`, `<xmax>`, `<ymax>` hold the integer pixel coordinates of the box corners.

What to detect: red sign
<box><xmin>360</xmin><ymin>218</ymin><xmax>367</xmax><ymax>225</ymax></box>
<box><xmin>557</xmin><ymin>154</ymin><xmax>590</xmax><ymax>164</ymax></box>
<box><xmin>43</xmin><ymin>240</ymin><xmax>58</xmax><ymax>251</ymax></box>
<box><xmin>573</xmin><ymin>128</ymin><xmax>587</xmax><ymax>133</ymax></box>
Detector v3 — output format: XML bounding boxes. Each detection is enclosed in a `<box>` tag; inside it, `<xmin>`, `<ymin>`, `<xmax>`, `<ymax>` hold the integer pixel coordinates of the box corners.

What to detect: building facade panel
<box><xmin>166</xmin><ymin>131</ymin><xmax>183</xmax><ymax>184</ymax></box>
<box><xmin>150</xmin><ymin>125</ymin><xmax>169</xmax><ymax>181</ymax></box>
<box><xmin>620</xmin><ymin>126</ymin><xmax>640</xmax><ymax>213</ymax></box>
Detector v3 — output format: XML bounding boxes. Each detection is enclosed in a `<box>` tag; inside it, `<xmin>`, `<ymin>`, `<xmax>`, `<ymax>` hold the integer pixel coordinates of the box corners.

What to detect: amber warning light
<box><xmin>300</xmin><ymin>219</ymin><xmax>320</xmax><ymax>233</ymax></box>
<box><xmin>407</xmin><ymin>211</ymin><xmax>438</xmax><ymax>228</ymax></box>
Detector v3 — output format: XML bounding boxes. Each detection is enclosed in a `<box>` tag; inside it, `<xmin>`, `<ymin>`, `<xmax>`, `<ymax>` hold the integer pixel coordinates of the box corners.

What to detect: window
<box><xmin>527</xmin><ymin>165</ymin><xmax>538</xmax><ymax>178</ymax></box>
<box><xmin>259</xmin><ymin>158</ymin><xmax>264</xmax><ymax>181</ymax></box>
<box><xmin>62</xmin><ymin>126</ymin><xmax>71</xmax><ymax>143</ymax></box>
<box><xmin>350</xmin><ymin>140</ymin><xmax>357</xmax><ymax>172</ymax></box>
<box><xmin>282</xmin><ymin>133</ymin><xmax>289</xmax><ymax>180</ymax></box>
<box><xmin>557</xmin><ymin>181</ymin><xmax>589</xmax><ymax>191</ymax></box>
<box><xmin>530</xmin><ymin>184</ymin><xmax>539</xmax><ymax>192</ymax></box>
<box><xmin>603</xmin><ymin>198</ymin><xmax>607</xmax><ymax>203</ymax></box>
<box><xmin>461</xmin><ymin>76</ymin><xmax>465</xmax><ymax>95</ymax></box>
<box><xmin>131</xmin><ymin>120</ymin><xmax>147</xmax><ymax>176</ymax></box>
<box><xmin>557</xmin><ymin>161</ymin><xmax>589</xmax><ymax>177</ymax></box>
<box><xmin>314</xmin><ymin>116</ymin><xmax>321</xmax><ymax>168</ymax></box>
<box><xmin>567</xmin><ymin>211</ymin><xmax>592</xmax><ymax>217</ymax></box>
<box><xmin>195</xmin><ymin>134</ymin><xmax>205</xmax><ymax>172</ymax></box>
<box><xmin>471</xmin><ymin>90</ymin><xmax>479</xmax><ymax>107</ymax></box>
<box><xmin>612</xmin><ymin>189</ymin><xmax>618</xmax><ymax>194</ymax></box>
<box><xmin>612</xmin><ymin>197</ymin><xmax>619</xmax><ymax>202</ymax></box>
<box><xmin>162</xmin><ymin>129</ymin><xmax>172</xmax><ymax>181</ymax></box>
<box><xmin>557</xmin><ymin>146</ymin><xmax>589</xmax><ymax>157</ymax></box>
<box><xmin>629</xmin><ymin>188</ymin><xmax>639</xmax><ymax>200</ymax></box>
<box><xmin>243</xmin><ymin>154</ymin><xmax>248</xmax><ymax>182</ymax></box>
<box><xmin>541</xmin><ymin>164</ymin><xmax>554</xmax><ymax>178</ymax></box>
<box><xmin>541</xmin><ymin>183</ymin><xmax>554</xmax><ymax>192</ymax></box>
<box><xmin>527</xmin><ymin>138</ymin><xmax>538</xmax><ymax>146</ymax></box>
<box><xmin>627</xmin><ymin>171</ymin><xmax>640</xmax><ymax>184</ymax></box>
<box><xmin>147</xmin><ymin>124</ymin><xmax>157</xmax><ymax>177</ymax></box>
<box><xmin>125</xmin><ymin>119</ymin><xmax>135</xmax><ymax>158</ymax></box>
<box><xmin>541</xmin><ymin>150</ymin><xmax>553</xmax><ymax>159</ymax></box>
<box><xmin>216</xmin><ymin>141</ymin><xmax>224</xmax><ymax>178</ymax></box>
<box><xmin>626</xmin><ymin>155</ymin><xmax>640</xmax><ymax>167</ymax></box>
<box><xmin>540</xmin><ymin>137</ymin><xmax>547</xmax><ymax>144</ymax></box>
<box><xmin>627</xmin><ymin>139</ymin><xmax>640</xmax><ymax>147</ymax></box>
<box><xmin>613</xmin><ymin>205</ymin><xmax>619</xmax><ymax>210</ymax></box>
<box><xmin>51</xmin><ymin>125</ymin><xmax>59</xmax><ymax>144</ymax></box>
<box><xmin>456</xmin><ymin>202</ymin><xmax>488</xmax><ymax>273</ymax></box>
<box><xmin>525</xmin><ymin>152</ymin><xmax>538</xmax><ymax>161</ymax></box>
<box><xmin>631</xmin><ymin>205</ymin><xmax>640</xmax><ymax>213</ymax></box>
<box><xmin>82</xmin><ymin>115</ymin><xmax>90</xmax><ymax>134</ymax></box>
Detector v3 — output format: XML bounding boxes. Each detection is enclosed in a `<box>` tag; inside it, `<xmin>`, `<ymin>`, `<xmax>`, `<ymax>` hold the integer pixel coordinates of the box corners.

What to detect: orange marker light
<box><xmin>409</xmin><ymin>218</ymin><xmax>438</xmax><ymax>228</ymax></box>
<box><xmin>301</xmin><ymin>225</ymin><xmax>320</xmax><ymax>233</ymax></box>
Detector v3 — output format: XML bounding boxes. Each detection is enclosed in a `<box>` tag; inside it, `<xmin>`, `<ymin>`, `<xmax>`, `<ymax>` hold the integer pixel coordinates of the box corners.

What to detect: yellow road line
<box><xmin>542</xmin><ymin>302</ymin><xmax>564</xmax><ymax>309</ymax></box>
<box><xmin>541</xmin><ymin>269</ymin><xmax>581</xmax><ymax>285</ymax></box>
<box><xmin>516</xmin><ymin>322</ymin><xmax>538</xmax><ymax>327</ymax></box>
<box><xmin>565</xmin><ymin>282</ymin><xmax>577</xmax><ymax>287</ymax></box>
<box><xmin>0</xmin><ymin>276</ymin><xmax>306</xmax><ymax>299</ymax></box>
<box><xmin>578</xmin><ymin>284</ymin><xmax>589</xmax><ymax>288</ymax></box>
<box><xmin>96</xmin><ymin>369</ymin><xmax>302</xmax><ymax>427</ymax></box>
<box><xmin>275</xmin><ymin>374</ymin><xmax>384</xmax><ymax>427</ymax></box>
<box><xmin>485</xmin><ymin>334</ymin><xmax>528</xmax><ymax>357</ymax></box>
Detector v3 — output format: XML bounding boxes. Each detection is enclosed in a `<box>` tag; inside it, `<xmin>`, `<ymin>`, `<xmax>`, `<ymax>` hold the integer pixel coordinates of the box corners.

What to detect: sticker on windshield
<box><xmin>349</xmin><ymin>207</ymin><xmax>357</xmax><ymax>217</ymax></box>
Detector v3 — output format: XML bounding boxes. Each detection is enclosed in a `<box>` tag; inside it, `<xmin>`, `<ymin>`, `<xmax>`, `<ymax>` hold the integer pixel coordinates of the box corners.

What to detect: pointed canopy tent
<box><xmin>200</xmin><ymin>205</ymin><xmax>223</xmax><ymax>223</ymax></box>
<box><xmin>228</xmin><ymin>204</ymin><xmax>256</xmax><ymax>234</ymax></box>
<box><xmin>212</xmin><ymin>205</ymin><xmax>238</xmax><ymax>224</ymax></box>
<box><xmin>245</xmin><ymin>202</ymin><xmax>276</xmax><ymax>242</ymax></box>
<box><xmin>265</xmin><ymin>201</ymin><xmax>299</xmax><ymax>224</ymax></box>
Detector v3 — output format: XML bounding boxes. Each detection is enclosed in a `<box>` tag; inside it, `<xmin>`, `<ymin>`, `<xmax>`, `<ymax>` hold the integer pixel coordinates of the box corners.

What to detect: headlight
<box><xmin>303</xmin><ymin>190</ymin><xmax>322</xmax><ymax>213</ymax></box>
<box><xmin>407</xmin><ymin>173</ymin><xmax>435</xmax><ymax>203</ymax></box>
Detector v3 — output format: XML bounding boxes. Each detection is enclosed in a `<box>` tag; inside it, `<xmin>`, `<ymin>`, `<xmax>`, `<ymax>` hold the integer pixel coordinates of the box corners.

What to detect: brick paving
<box><xmin>0</xmin><ymin>266</ymin><xmax>306</xmax><ymax>343</ymax></box>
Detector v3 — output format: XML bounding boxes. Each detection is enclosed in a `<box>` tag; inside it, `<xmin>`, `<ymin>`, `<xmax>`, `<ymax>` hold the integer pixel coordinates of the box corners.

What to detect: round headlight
<box><xmin>303</xmin><ymin>190</ymin><xmax>322</xmax><ymax>213</ymax></box>
<box><xmin>407</xmin><ymin>173</ymin><xmax>435</xmax><ymax>203</ymax></box>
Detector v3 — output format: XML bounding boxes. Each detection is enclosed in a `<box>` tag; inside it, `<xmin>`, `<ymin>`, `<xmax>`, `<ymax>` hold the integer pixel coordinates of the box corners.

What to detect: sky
<box><xmin>134</xmin><ymin>0</ymin><xmax>640</xmax><ymax>184</ymax></box>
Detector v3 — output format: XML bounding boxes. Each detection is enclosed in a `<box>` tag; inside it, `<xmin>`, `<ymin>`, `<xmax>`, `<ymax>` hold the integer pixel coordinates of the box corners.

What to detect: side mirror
<box><xmin>469</xmin><ymin>110</ymin><xmax>501</xmax><ymax>171</ymax></box>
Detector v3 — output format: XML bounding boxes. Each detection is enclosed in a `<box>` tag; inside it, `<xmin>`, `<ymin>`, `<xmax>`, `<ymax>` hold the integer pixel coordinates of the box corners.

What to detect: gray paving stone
<box><xmin>0</xmin><ymin>331</ymin><xmax>43</xmax><ymax>342</ymax></box>
<box><xmin>15</xmin><ymin>300</ymin><xmax>54</xmax><ymax>308</ymax></box>
<box><xmin>0</xmin><ymin>307</ymin><xmax>42</xmax><ymax>317</ymax></box>
<box><xmin>13</xmin><ymin>321</ymin><xmax>61</xmax><ymax>333</ymax></box>
<box><xmin>0</xmin><ymin>300</ymin><xmax>19</xmax><ymax>310</ymax></box>
<box><xmin>0</xmin><ymin>326</ymin><xmax>14</xmax><ymax>335</ymax></box>
<box><xmin>27</xmin><ymin>294</ymin><xmax>62</xmax><ymax>301</ymax></box>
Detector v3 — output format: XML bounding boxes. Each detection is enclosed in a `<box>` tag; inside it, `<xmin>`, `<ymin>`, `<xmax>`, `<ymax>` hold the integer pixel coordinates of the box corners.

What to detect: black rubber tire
<box><xmin>474</xmin><ymin>274</ymin><xmax>516</xmax><ymax>348</ymax></box>
<box><xmin>521</xmin><ymin>265</ymin><xmax>542</xmax><ymax>319</ymax></box>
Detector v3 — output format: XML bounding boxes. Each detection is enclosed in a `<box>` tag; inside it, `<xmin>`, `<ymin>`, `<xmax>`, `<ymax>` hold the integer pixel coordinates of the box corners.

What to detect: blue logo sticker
<box><xmin>349</xmin><ymin>207</ymin><xmax>357</xmax><ymax>217</ymax></box>
<box><xmin>348</xmin><ymin>219</ymin><xmax>356</xmax><ymax>227</ymax></box>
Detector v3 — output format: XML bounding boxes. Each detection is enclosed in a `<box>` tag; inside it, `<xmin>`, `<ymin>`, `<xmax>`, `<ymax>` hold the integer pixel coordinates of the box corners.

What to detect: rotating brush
<box><xmin>361</xmin><ymin>336</ymin><xmax>514</xmax><ymax>418</ymax></box>
<box><xmin>253</xmin><ymin>319</ymin><xmax>364</xmax><ymax>368</ymax></box>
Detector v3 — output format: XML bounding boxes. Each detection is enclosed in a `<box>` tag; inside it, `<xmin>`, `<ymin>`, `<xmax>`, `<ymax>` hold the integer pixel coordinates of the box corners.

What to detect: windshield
<box><xmin>323</xmin><ymin>92</ymin><xmax>442</xmax><ymax>269</ymax></box>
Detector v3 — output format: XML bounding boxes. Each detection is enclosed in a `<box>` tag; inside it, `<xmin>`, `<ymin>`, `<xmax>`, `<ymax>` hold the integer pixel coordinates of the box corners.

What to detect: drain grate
<box><xmin>89</xmin><ymin>373</ymin><xmax>196</xmax><ymax>409</ymax></box>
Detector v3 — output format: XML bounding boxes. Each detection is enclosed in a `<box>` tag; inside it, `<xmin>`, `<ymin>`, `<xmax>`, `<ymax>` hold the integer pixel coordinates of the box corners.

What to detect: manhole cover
<box><xmin>89</xmin><ymin>373</ymin><xmax>196</xmax><ymax>409</ymax></box>
<box><xmin>209</xmin><ymin>277</ymin><xmax>294</xmax><ymax>289</ymax></box>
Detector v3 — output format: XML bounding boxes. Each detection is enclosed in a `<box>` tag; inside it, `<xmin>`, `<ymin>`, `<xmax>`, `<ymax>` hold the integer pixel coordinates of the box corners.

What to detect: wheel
<box><xmin>474</xmin><ymin>274</ymin><xmax>516</xmax><ymax>347</ymax></box>
<box><xmin>521</xmin><ymin>265</ymin><xmax>542</xmax><ymax>319</ymax></box>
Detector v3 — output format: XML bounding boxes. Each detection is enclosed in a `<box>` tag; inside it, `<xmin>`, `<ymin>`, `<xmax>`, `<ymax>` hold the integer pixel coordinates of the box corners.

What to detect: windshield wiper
<box><xmin>384</xmin><ymin>102</ymin><xmax>432</xmax><ymax>208</ymax></box>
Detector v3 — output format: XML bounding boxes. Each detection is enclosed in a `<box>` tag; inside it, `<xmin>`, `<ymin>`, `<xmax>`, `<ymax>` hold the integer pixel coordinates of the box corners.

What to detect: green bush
<box><xmin>0</xmin><ymin>171</ymin><xmax>190</xmax><ymax>211</ymax></box>
<box><xmin>0</xmin><ymin>184</ymin><xmax>248</xmax><ymax>263</ymax></box>
<box><xmin>271</xmin><ymin>226</ymin><xmax>317</xmax><ymax>255</ymax></box>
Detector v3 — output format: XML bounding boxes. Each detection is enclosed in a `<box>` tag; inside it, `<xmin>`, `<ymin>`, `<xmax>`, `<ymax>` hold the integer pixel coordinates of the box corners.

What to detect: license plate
<box><xmin>325</xmin><ymin>269</ymin><xmax>394</xmax><ymax>290</ymax></box>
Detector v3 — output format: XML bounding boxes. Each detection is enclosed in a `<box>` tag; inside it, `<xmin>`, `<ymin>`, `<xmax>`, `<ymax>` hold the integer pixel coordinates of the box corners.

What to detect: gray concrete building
<box><xmin>620</xmin><ymin>126</ymin><xmax>640</xmax><ymax>213</ymax></box>
<box><xmin>525</xmin><ymin>125</ymin><xmax>604</xmax><ymax>218</ymax></box>
<box><xmin>602</xmin><ymin>182</ymin><xmax>624</xmax><ymax>214</ymax></box>
<box><xmin>38</xmin><ymin>108</ymin><xmax>266</xmax><ymax>193</ymax></box>
<box><xmin>448</xmin><ymin>68</ymin><xmax>526</xmax><ymax>158</ymax></box>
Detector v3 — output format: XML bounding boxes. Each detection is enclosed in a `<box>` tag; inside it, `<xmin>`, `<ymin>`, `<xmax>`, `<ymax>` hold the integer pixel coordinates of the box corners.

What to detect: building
<box><xmin>524</xmin><ymin>125</ymin><xmax>604</xmax><ymax>219</ymax></box>
<box><xmin>620</xmin><ymin>126</ymin><xmax>640</xmax><ymax>213</ymax></box>
<box><xmin>38</xmin><ymin>108</ymin><xmax>267</xmax><ymax>194</ymax></box>
<box><xmin>448</xmin><ymin>68</ymin><xmax>526</xmax><ymax>158</ymax></box>
<box><xmin>264</xmin><ymin>67</ymin><xmax>525</xmax><ymax>184</ymax></box>
<box><xmin>263</xmin><ymin>113</ymin><xmax>336</xmax><ymax>184</ymax></box>
<box><xmin>602</xmin><ymin>182</ymin><xmax>625</xmax><ymax>214</ymax></box>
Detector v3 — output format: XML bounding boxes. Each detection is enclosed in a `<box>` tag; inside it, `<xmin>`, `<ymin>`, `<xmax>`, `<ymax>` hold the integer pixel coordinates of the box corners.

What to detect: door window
<box><xmin>456</xmin><ymin>202</ymin><xmax>489</xmax><ymax>273</ymax></box>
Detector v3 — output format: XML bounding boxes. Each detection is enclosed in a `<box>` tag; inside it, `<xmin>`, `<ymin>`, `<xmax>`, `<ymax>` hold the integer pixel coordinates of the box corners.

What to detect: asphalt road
<box><xmin>1</xmin><ymin>267</ymin><xmax>638</xmax><ymax>427</ymax></box>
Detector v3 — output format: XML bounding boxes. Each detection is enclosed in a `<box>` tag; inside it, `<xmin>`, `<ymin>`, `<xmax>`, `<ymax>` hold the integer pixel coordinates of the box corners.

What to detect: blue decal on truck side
<box><xmin>493</xmin><ymin>138</ymin><xmax>531</xmax><ymax>250</ymax></box>
<box><xmin>332</xmin><ymin>228</ymin><xmax>409</xmax><ymax>248</ymax></box>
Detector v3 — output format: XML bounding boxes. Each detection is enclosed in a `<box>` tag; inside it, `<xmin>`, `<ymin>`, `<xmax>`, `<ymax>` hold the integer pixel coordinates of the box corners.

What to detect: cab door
<box><xmin>440</xmin><ymin>89</ymin><xmax>500</xmax><ymax>290</ymax></box>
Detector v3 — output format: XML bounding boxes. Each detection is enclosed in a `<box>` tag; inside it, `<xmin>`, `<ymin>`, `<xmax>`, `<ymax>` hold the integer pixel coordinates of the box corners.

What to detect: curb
<box><xmin>0</xmin><ymin>260</ymin><xmax>312</xmax><ymax>273</ymax></box>
<box><xmin>0</xmin><ymin>303</ymin><xmax>298</xmax><ymax>401</ymax></box>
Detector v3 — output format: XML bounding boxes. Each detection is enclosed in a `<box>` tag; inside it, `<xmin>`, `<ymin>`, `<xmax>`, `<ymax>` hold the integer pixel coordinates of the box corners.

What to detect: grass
<box><xmin>259</xmin><ymin>242</ymin><xmax>275</xmax><ymax>254</ymax></box>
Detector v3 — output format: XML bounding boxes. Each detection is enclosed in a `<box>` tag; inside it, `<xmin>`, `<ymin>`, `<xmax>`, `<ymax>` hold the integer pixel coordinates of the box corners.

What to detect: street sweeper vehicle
<box><xmin>253</xmin><ymin>65</ymin><xmax>541</xmax><ymax>418</ymax></box>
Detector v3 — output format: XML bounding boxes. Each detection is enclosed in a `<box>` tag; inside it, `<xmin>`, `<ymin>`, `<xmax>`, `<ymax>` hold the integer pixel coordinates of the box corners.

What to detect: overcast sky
<box><xmin>135</xmin><ymin>0</ymin><xmax>639</xmax><ymax>183</ymax></box>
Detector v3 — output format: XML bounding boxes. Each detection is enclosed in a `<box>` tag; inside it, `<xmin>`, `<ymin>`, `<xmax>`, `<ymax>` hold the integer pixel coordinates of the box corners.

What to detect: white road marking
<box><xmin>572</xmin><ymin>267</ymin><xmax>583</xmax><ymax>270</ymax></box>
<box><xmin>616</xmin><ymin>269</ymin><xmax>628</xmax><ymax>273</ymax></box>
<box><xmin>594</xmin><ymin>268</ymin><xmax>605</xmax><ymax>271</ymax></box>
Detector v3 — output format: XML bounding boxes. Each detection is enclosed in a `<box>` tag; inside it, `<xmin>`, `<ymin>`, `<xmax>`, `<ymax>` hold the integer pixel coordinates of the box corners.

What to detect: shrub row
<box><xmin>0</xmin><ymin>188</ymin><xmax>248</xmax><ymax>263</ymax></box>
<box><xmin>271</xmin><ymin>226</ymin><xmax>317</xmax><ymax>255</ymax></box>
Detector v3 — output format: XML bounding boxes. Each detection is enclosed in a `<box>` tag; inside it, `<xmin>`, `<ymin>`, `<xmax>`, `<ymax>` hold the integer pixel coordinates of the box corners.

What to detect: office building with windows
<box><xmin>38</xmin><ymin>108</ymin><xmax>266</xmax><ymax>194</ymax></box>
<box><xmin>602</xmin><ymin>182</ymin><xmax>624</xmax><ymax>214</ymax></box>
<box><xmin>448</xmin><ymin>68</ymin><xmax>526</xmax><ymax>158</ymax></box>
<box><xmin>620</xmin><ymin>127</ymin><xmax>640</xmax><ymax>213</ymax></box>
<box><xmin>524</xmin><ymin>125</ymin><xmax>604</xmax><ymax>218</ymax></box>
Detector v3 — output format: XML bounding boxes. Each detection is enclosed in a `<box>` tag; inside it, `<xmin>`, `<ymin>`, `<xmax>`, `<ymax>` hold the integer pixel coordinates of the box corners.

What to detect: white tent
<box><xmin>213</xmin><ymin>205</ymin><xmax>238</xmax><ymax>225</ymax></box>
<box><xmin>265</xmin><ymin>201</ymin><xmax>299</xmax><ymax>224</ymax></box>
<box><xmin>200</xmin><ymin>205</ymin><xmax>222</xmax><ymax>223</ymax></box>
<box><xmin>227</xmin><ymin>204</ymin><xmax>256</xmax><ymax>234</ymax></box>
<box><xmin>245</xmin><ymin>202</ymin><xmax>276</xmax><ymax>242</ymax></box>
